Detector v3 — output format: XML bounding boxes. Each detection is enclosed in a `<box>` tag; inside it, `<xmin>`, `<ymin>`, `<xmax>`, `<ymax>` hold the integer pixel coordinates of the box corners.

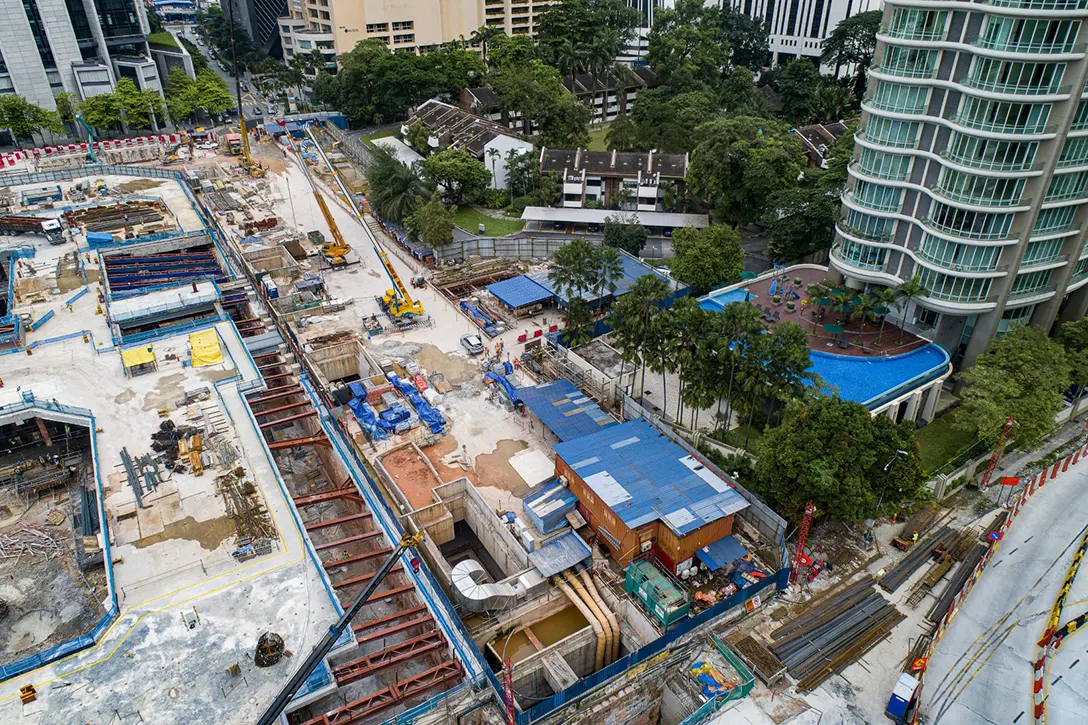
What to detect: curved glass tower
<box><xmin>831</xmin><ymin>0</ymin><xmax>1088</xmax><ymax>365</ymax></box>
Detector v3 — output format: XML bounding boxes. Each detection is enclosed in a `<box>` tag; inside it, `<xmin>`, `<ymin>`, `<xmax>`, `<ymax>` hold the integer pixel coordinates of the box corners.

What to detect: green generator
<box><xmin>625</xmin><ymin>559</ymin><xmax>690</xmax><ymax>628</ymax></box>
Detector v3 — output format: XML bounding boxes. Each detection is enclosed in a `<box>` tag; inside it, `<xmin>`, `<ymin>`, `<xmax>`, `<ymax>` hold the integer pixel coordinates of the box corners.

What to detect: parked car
<box><xmin>240</xmin><ymin>81</ymin><xmax>249</xmax><ymax>92</ymax></box>
<box><xmin>196</xmin><ymin>140</ymin><xmax>218</xmax><ymax>150</ymax></box>
<box><xmin>460</xmin><ymin>334</ymin><xmax>484</xmax><ymax>355</ymax></box>
<box><xmin>266</xmin><ymin>104</ymin><xmax>276</xmax><ymax>115</ymax></box>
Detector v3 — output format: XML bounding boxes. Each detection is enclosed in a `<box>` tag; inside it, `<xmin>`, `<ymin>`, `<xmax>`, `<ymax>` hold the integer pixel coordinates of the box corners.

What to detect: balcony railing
<box><xmin>1008</xmin><ymin>282</ymin><xmax>1057</xmax><ymax>299</ymax></box>
<box><xmin>850</xmin><ymin>160</ymin><xmax>911</xmax><ymax>182</ymax></box>
<box><xmin>845</xmin><ymin>191</ymin><xmax>902</xmax><ymax>213</ymax></box>
<box><xmin>933</xmin><ymin>183</ymin><xmax>1026</xmax><ymax>207</ymax></box>
<box><xmin>962</xmin><ymin>76</ymin><xmax>1069</xmax><ymax>96</ymax></box>
<box><xmin>986</xmin><ymin>0</ymin><xmax>1088</xmax><ymax>10</ymax></box>
<box><xmin>832</xmin><ymin>245</ymin><xmax>888</xmax><ymax>272</ymax></box>
<box><xmin>836</xmin><ymin>220</ymin><xmax>894</xmax><ymax>243</ymax></box>
<box><xmin>923</xmin><ymin>217</ymin><xmax>1012</xmax><ymax>242</ymax></box>
<box><xmin>870</xmin><ymin>62</ymin><xmax>938</xmax><ymax>80</ymax></box>
<box><xmin>864</xmin><ymin>95</ymin><xmax>928</xmax><ymax>115</ymax></box>
<box><xmin>950</xmin><ymin>114</ymin><xmax>1053</xmax><ymax>136</ymax></box>
<box><xmin>1020</xmin><ymin>252</ymin><xmax>1069</xmax><ymax>268</ymax></box>
<box><xmin>882</xmin><ymin>27</ymin><xmax>946</xmax><ymax>43</ymax></box>
<box><xmin>1031</xmin><ymin>221</ymin><xmax>1081</xmax><ymax>237</ymax></box>
<box><xmin>1043</xmin><ymin>188</ymin><xmax>1088</xmax><ymax>202</ymax></box>
<box><xmin>922</xmin><ymin>286</ymin><xmax>995</xmax><ymax>304</ymax></box>
<box><xmin>939</xmin><ymin>149</ymin><xmax>1038</xmax><ymax>172</ymax></box>
<box><xmin>1070</xmin><ymin>268</ymin><xmax>1088</xmax><ymax>285</ymax></box>
<box><xmin>914</xmin><ymin>245</ymin><xmax>1005</xmax><ymax>272</ymax></box>
<box><xmin>972</xmin><ymin>35</ymin><xmax>1084</xmax><ymax>55</ymax></box>
<box><xmin>855</xmin><ymin>130</ymin><xmax>918</xmax><ymax>150</ymax></box>
<box><xmin>1057</xmin><ymin>155</ymin><xmax>1088</xmax><ymax>168</ymax></box>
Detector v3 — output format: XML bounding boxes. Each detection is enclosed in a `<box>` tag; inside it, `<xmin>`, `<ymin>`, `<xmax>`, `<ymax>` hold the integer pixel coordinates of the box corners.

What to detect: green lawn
<box><xmin>916</xmin><ymin>408</ymin><xmax>981</xmax><ymax>474</ymax></box>
<box><xmin>453</xmin><ymin>206</ymin><xmax>525</xmax><ymax>236</ymax></box>
<box><xmin>587</xmin><ymin>123</ymin><xmax>611</xmax><ymax>152</ymax></box>
<box><xmin>359</xmin><ymin>128</ymin><xmax>397</xmax><ymax>144</ymax></box>
<box><xmin>147</xmin><ymin>32</ymin><xmax>179</xmax><ymax>49</ymax></box>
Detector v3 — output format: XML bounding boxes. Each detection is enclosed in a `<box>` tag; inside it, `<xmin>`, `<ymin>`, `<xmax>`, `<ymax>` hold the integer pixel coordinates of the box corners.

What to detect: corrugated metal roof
<box><xmin>527</xmin><ymin>530</ymin><xmax>592</xmax><ymax>578</ymax></box>
<box><xmin>486</xmin><ymin>275</ymin><xmax>555</xmax><ymax>310</ymax></box>
<box><xmin>529</xmin><ymin>254</ymin><xmax>684</xmax><ymax>306</ymax></box>
<box><xmin>518</xmin><ymin>378</ymin><xmax>616</xmax><ymax>442</ymax></box>
<box><xmin>523</xmin><ymin>480</ymin><xmax>577</xmax><ymax>535</ymax></box>
<box><xmin>695</xmin><ymin>535</ymin><xmax>749</xmax><ymax>571</ymax></box>
<box><xmin>554</xmin><ymin>419</ymin><xmax>750</xmax><ymax>536</ymax></box>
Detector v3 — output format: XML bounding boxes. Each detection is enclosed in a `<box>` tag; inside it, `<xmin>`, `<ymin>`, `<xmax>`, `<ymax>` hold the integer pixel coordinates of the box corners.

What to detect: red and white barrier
<box><xmin>1</xmin><ymin>133</ymin><xmax>183</xmax><ymax>167</ymax></box>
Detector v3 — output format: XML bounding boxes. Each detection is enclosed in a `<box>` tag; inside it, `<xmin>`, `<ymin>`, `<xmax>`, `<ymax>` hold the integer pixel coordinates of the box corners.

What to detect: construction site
<box><xmin>0</xmin><ymin>115</ymin><xmax>1027</xmax><ymax>725</ymax></box>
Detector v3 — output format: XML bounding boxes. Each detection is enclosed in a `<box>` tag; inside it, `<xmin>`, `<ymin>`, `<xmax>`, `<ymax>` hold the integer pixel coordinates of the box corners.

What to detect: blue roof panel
<box><xmin>487</xmin><ymin>275</ymin><xmax>555</xmax><ymax>310</ymax></box>
<box><xmin>554</xmin><ymin>419</ymin><xmax>749</xmax><ymax>536</ymax></box>
<box><xmin>695</xmin><ymin>535</ymin><xmax>749</xmax><ymax>571</ymax></box>
<box><xmin>527</xmin><ymin>530</ymin><xmax>592</xmax><ymax>578</ymax></box>
<box><xmin>518</xmin><ymin>379</ymin><xmax>617</xmax><ymax>442</ymax></box>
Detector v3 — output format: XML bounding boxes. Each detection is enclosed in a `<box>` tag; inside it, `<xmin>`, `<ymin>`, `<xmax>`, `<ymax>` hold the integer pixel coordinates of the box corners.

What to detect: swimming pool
<box><xmin>700</xmin><ymin>288</ymin><xmax>757</xmax><ymax>311</ymax></box>
<box><xmin>808</xmin><ymin>345</ymin><xmax>951</xmax><ymax>408</ymax></box>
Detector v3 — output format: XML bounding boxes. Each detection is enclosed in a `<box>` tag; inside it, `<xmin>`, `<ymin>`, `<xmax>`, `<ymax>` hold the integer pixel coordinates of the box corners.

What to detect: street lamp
<box><xmin>883</xmin><ymin>449</ymin><xmax>909</xmax><ymax>471</ymax></box>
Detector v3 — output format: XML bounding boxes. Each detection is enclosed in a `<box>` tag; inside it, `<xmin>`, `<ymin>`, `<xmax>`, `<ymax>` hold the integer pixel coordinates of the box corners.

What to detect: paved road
<box><xmin>921</xmin><ymin>465</ymin><xmax>1088</xmax><ymax>725</ymax></box>
<box><xmin>175</xmin><ymin>24</ymin><xmax>272</xmax><ymax>120</ymax></box>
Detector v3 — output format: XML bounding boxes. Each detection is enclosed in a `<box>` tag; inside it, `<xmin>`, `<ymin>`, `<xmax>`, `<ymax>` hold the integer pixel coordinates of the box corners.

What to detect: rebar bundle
<box><xmin>0</xmin><ymin>525</ymin><xmax>61</xmax><ymax>559</ymax></box>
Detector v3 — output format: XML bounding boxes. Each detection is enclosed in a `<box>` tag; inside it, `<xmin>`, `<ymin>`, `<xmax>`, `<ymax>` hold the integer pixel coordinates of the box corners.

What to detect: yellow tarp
<box><xmin>189</xmin><ymin>329</ymin><xmax>224</xmax><ymax>367</ymax></box>
<box><xmin>121</xmin><ymin>345</ymin><xmax>155</xmax><ymax>367</ymax></box>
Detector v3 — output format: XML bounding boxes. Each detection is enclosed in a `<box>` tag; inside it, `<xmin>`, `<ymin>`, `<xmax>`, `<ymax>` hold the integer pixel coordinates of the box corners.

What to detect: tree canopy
<box><xmin>535</xmin><ymin>0</ymin><xmax>640</xmax><ymax>64</ymax></box>
<box><xmin>602</xmin><ymin>213</ymin><xmax>648</xmax><ymax>255</ymax></box>
<box><xmin>0</xmin><ymin>95</ymin><xmax>62</xmax><ymax>145</ymax></box>
<box><xmin>647</xmin><ymin>0</ymin><xmax>728</xmax><ymax>89</ymax></box>
<box><xmin>720</xmin><ymin>9</ymin><xmax>771</xmax><ymax>71</ymax></box>
<box><xmin>407</xmin><ymin>191</ymin><xmax>456</xmax><ymax>248</ymax></box>
<box><xmin>629</xmin><ymin>88</ymin><xmax>718</xmax><ymax>154</ymax></box>
<box><xmin>820</xmin><ymin>10</ymin><xmax>881</xmax><ymax>99</ymax></box>
<box><xmin>956</xmin><ymin>325</ymin><xmax>1072</xmax><ymax>450</ymax></box>
<box><xmin>670</xmin><ymin>224</ymin><xmax>744</xmax><ymax>294</ymax></box>
<box><xmin>363</xmin><ymin>145</ymin><xmax>433</xmax><ymax>223</ymax></box>
<box><xmin>421</xmin><ymin>149</ymin><xmax>491</xmax><ymax>204</ymax></box>
<box><xmin>764</xmin><ymin>186</ymin><xmax>839</xmax><ymax>263</ymax></box>
<box><xmin>687</xmin><ymin>116</ymin><xmax>805</xmax><ymax>224</ymax></box>
<box><xmin>755</xmin><ymin>395</ymin><xmax>926</xmax><ymax>522</ymax></box>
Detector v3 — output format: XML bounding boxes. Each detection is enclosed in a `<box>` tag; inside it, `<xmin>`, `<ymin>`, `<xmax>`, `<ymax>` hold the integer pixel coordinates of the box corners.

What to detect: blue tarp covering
<box><xmin>487</xmin><ymin>275</ymin><xmax>555</xmax><ymax>310</ymax></box>
<box><xmin>346</xmin><ymin>396</ymin><xmax>389</xmax><ymax>440</ymax></box>
<box><xmin>523</xmin><ymin>479</ymin><xmax>577</xmax><ymax>534</ymax></box>
<box><xmin>460</xmin><ymin>301</ymin><xmax>497</xmax><ymax>335</ymax></box>
<box><xmin>518</xmin><ymin>379</ymin><xmax>616</xmax><ymax>442</ymax></box>
<box><xmin>389</xmin><ymin>374</ymin><xmax>446</xmax><ymax>434</ymax></box>
<box><xmin>553</xmin><ymin>419</ymin><xmax>749</xmax><ymax>536</ymax></box>
<box><xmin>527</xmin><ymin>530</ymin><xmax>592</xmax><ymax>578</ymax></box>
<box><xmin>86</xmin><ymin>231</ymin><xmax>115</xmax><ymax>247</ymax></box>
<box><xmin>695</xmin><ymin>535</ymin><xmax>749</xmax><ymax>572</ymax></box>
<box><xmin>484</xmin><ymin>372</ymin><xmax>520</xmax><ymax>406</ymax></box>
<box><xmin>241</xmin><ymin>235</ymin><xmax>263</xmax><ymax>245</ymax></box>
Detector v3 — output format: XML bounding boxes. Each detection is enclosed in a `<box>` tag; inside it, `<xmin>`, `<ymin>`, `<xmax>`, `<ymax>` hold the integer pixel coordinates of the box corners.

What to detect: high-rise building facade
<box><xmin>831</xmin><ymin>0</ymin><xmax>1088</xmax><ymax>366</ymax></box>
<box><xmin>0</xmin><ymin>0</ymin><xmax>162</xmax><ymax>109</ymax></box>
<box><xmin>278</xmin><ymin>0</ymin><xmax>559</xmax><ymax>63</ymax></box>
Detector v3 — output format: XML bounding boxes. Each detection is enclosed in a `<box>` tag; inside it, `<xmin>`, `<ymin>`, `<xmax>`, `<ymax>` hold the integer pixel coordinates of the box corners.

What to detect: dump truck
<box><xmin>224</xmin><ymin>133</ymin><xmax>243</xmax><ymax>155</ymax></box>
<box><xmin>0</xmin><ymin>214</ymin><xmax>64</xmax><ymax>244</ymax></box>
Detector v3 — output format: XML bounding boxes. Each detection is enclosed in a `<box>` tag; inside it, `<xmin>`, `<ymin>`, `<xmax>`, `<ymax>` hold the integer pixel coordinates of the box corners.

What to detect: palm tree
<box><xmin>563</xmin><ymin>298</ymin><xmax>594</xmax><ymax>347</ymax></box>
<box><xmin>647</xmin><ymin>309</ymin><xmax>680</xmax><ymax>419</ymax></box>
<box><xmin>851</xmin><ymin>292</ymin><xmax>878</xmax><ymax>343</ymax></box>
<box><xmin>873</xmin><ymin>287</ymin><xmax>898</xmax><ymax>345</ymax></box>
<box><xmin>829</xmin><ymin>287</ymin><xmax>854</xmax><ymax>325</ymax></box>
<box><xmin>364</xmin><ymin>146</ymin><xmax>430</xmax><ymax>222</ymax></box>
<box><xmin>554</xmin><ymin>39</ymin><xmax>586</xmax><ymax>97</ymax></box>
<box><xmin>469</xmin><ymin>26</ymin><xmax>503</xmax><ymax>65</ymax></box>
<box><xmin>585</xmin><ymin>32</ymin><xmax>616</xmax><ymax>122</ymax></box>
<box><xmin>505</xmin><ymin>148</ymin><xmax>520</xmax><ymax>198</ymax></box>
<box><xmin>895</xmin><ymin>275</ymin><xmax>927</xmax><ymax>344</ymax></box>
<box><xmin>486</xmin><ymin>147</ymin><xmax>500</xmax><ymax>192</ymax></box>
<box><xmin>608</xmin><ymin>275</ymin><xmax>672</xmax><ymax>404</ymax></box>
<box><xmin>548</xmin><ymin>238</ymin><xmax>596</xmax><ymax>302</ymax></box>
<box><xmin>593</xmin><ymin>246</ymin><xmax>623</xmax><ymax>303</ymax></box>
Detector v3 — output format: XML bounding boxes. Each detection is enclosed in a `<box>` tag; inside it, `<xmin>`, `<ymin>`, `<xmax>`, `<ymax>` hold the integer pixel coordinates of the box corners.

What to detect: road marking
<box><xmin>1008</xmin><ymin>547</ymin><xmax>1019</xmax><ymax>556</ymax></box>
<box><xmin>1014</xmin><ymin>711</ymin><xmax>1024</xmax><ymax>723</ymax></box>
<box><xmin>1069</xmin><ymin>659</ymin><xmax>1079</xmax><ymax>669</ymax></box>
<box><xmin>1052</xmin><ymin>675</ymin><xmax>1062</xmax><ymax>685</ymax></box>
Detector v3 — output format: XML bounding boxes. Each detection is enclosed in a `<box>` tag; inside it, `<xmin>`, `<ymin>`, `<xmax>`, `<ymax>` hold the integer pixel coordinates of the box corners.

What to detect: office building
<box><xmin>832</xmin><ymin>1</ymin><xmax>1088</xmax><ymax>367</ymax></box>
<box><xmin>279</xmin><ymin>0</ymin><xmax>558</xmax><ymax>63</ymax></box>
<box><xmin>225</xmin><ymin>0</ymin><xmax>287</xmax><ymax>56</ymax></box>
<box><xmin>0</xmin><ymin>0</ymin><xmax>162</xmax><ymax>110</ymax></box>
<box><xmin>621</xmin><ymin>0</ymin><xmax>879</xmax><ymax>68</ymax></box>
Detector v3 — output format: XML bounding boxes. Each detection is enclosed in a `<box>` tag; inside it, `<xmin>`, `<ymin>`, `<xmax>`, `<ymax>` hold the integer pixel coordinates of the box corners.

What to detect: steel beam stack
<box><xmin>879</xmin><ymin>526</ymin><xmax>959</xmax><ymax>593</ymax></box>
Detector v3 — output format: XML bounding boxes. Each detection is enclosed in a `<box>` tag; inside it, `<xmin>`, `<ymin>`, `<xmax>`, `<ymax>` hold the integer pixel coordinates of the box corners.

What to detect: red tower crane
<box><xmin>790</xmin><ymin>501</ymin><xmax>817</xmax><ymax>585</ymax></box>
<box><xmin>978</xmin><ymin>417</ymin><xmax>1016</xmax><ymax>492</ymax></box>
<box><xmin>503</xmin><ymin>657</ymin><xmax>516</xmax><ymax>725</ymax></box>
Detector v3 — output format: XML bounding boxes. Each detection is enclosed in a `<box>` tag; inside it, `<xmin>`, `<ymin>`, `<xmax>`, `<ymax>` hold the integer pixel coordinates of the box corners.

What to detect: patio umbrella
<box><xmin>823</xmin><ymin>323</ymin><xmax>845</xmax><ymax>335</ymax></box>
<box><xmin>815</xmin><ymin>297</ymin><xmax>832</xmax><ymax>306</ymax></box>
<box><xmin>740</xmin><ymin>270</ymin><xmax>758</xmax><ymax>280</ymax></box>
<box><xmin>874</xmin><ymin>305</ymin><xmax>890</xmax><ymax>316</ymax></box>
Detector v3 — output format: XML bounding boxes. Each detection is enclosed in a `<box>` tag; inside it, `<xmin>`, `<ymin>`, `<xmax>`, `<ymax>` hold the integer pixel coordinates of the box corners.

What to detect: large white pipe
<box><xmin>580</xmin><ymin>568</ymin><xmax>621</xmax><ymax>664</ymax></box>
<box><xmin>564</xmin><ymin>570</ymin><xmax>613</xmax><ymax>666</ymax></box>
<box><xmin>555</xmin><ymin>577</ymin><xmax>605</xmax><ymax>671</ymax></box>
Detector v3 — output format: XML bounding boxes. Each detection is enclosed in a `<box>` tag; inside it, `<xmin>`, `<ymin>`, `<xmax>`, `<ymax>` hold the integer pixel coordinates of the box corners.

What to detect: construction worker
<box><xmin>876</xmin><ymin>567</ymin><xmax>886</xmax><ymax>581</ymax></box>
<box><xmin>912</xmin><ymin>530</ymin><xmax>919</xmax><ymax>544</ymax></box>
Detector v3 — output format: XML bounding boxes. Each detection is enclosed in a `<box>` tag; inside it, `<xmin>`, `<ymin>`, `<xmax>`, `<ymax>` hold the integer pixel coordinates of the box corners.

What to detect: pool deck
<box><xmin>712</xmin><ymin>268</ymin><xmax>929</xmax><ymax>358</ymax></box>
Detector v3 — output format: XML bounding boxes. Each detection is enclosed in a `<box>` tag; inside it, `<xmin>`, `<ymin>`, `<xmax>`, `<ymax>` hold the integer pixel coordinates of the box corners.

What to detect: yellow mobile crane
<box><xmin>303</xmin><ymin>124</ymin><xmax>424</xmax><ymax>319</ymax></box>
<box><xmin>286</xmin><ymin>134</ymin><xmax>352</xmax><ymax>266</ymax></box>
<box><xmin>224</xmin><ymin>0</ymin><xmax>263</xmax><ymax>178</ymax></box>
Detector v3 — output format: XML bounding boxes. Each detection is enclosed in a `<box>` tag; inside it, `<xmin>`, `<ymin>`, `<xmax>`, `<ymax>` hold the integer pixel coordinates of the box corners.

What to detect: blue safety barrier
<box><xmin>65</xmin><ymin>287</ymin><xmax>89</xmax><ymax>306</ymax></box>
<box><xmin>28</xmin><ymin>309</ymin><xmax>54</xmax><ymax>331</ymax></box>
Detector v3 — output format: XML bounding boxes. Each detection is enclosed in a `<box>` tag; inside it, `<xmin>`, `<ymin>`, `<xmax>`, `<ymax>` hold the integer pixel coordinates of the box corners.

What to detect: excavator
<box><xmin>302</xmin><ymin>124</ymin><xmax>424</xmax><ymax>320</ymax></box>
<box><xmin>237</xmin><ymin>114</ymin><xmax>265</xmax><ymax>178</ymax></box>
<box><xmin>74</xmin><ymin>114</ymin><xmax>99</xmax><ymax>166</ymax></box>
<box><xmin>285</xmin><ymin>133</ymin><xmax>352</xmax><ymax>267</ymax></box>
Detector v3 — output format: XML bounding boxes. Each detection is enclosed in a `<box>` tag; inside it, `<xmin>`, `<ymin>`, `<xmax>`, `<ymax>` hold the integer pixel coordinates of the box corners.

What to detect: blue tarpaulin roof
<box><xmin>527</xmin><ymin>530</ymin><xmax>592</xmax><ymax>578</ymax></box>
<box><xmin>695</xmin><ymin>535</ymin><xmax>748</xmax><ymax>571</ymax></box>
<box><xmin>487</xmin><ymin>275</ymin><xmax>555</xmax><ymax>310</ymax></box>
<box><xmin>553</xmin><ymin>419</ymin><xmax>749</xmax><ymax>536</ymax></box>
<box><xmin>523</xmin><ymin>479</ymin><xmax>577</xmax><ymax>534</ymax></box>
<box><xmin>519</xmin><ymin>379</ymin><xmax>616</xmax><ymax>442</ymax></box>
<box><xmin>529</xmin><ymin>254</ymin><xmax>684</xmax><ymax>307</ymax></box>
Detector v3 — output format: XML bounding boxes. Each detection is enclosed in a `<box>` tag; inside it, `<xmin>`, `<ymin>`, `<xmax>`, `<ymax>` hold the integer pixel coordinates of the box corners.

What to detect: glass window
<box><xmin>918</xmin><ymin>235</ymin><xmax>1002</xmax><ymax>271</ymax></box>
<box><xmin>856</xmin><ymin>147</ymin><xmax>912</xmax><ymax>180</ymax></box>
<box><xmin>937</xmin><ymin>168</ymin><xmax>1026</xmax><ymax>205</ymax></box>
<box><xmin>1058</xmin><ymin>136</ymin><xmax>1088</xmax><ymax>167</ymax></box>
<box><xmin>968</xmin><ymin>58</ymin><xmax>1066</xmax><ymax>94</ymax></box>
<box><xmin>918</xmin><ymin>268</ymin><xmax>993</xmax><ymax>302</ymax></box>
<box><xmin>864</xmin><ymin>116</ymin><xmax>921</xmax><ymax>148</ymax></box>
<box><xmin>927</xmin><ymin>202</ymin><xmax>1014</xmax><ymax>240</ymax></box>
<box><xmin>956</xmin><ymin>97</ymin><xmax>1051</xmax><ymax>134</ymax></box>
<box><xmin>977</xmin><ymin>18</ymin><xmax>1080</xmax><ymax>54</ymax></box>
<box><xmin>1033</xmin><ymin>206</ymin><xmax>1077</xmax><ymax>233</ymax></box>
<box><xmin>844</xmin><ymin>209</ymin><xmax>894</xmax><ymax>241</ymax></box>
<box><xmin>1072</xmin><ymin>100</ymin><xmax>1088</xmax><ymax>130</ymax></box>
<box><xmin>886</xmin><ymin>8</ymin><xmax>948</xmax><ymax>40</ymax></box>
<box><xmin>1044</xmin><ymin>170</ymin><xmax>1088</xmax><ymax>201</ymax></box>
<box><xmin>1022</xmin><ymin>238</ymin><xmax>1064</xmax><ymax>263</ymax></box>
<box><xmin>880</xmin><ymin>46</ymin><xmax>940</xmax><ymax>79</ymax></box>
<box><xmin>870</xmin><ymin>82</ymin><xmax>930</xmax><ymax>114</ymax></box>
<box><xmin>944</xmin><ymin>133</ymin><xmax>1037</xmax><ymax>171</ymax></box>
<box><xmin>851</xmin><ymin>180</ymin><xmax>903</xmax><ymax>212</ymax></box>
<box><xmin>837</xmin><ymin>239</ymin><xmax>888</xmax><ymax>270</ymax></box>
